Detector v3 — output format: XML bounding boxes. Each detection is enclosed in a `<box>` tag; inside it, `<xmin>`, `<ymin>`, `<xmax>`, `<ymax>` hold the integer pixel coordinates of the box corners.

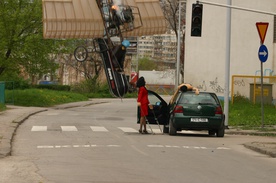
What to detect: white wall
<box><xmin>185</xmin><ymin>0</ymin><xmax>276</xmax><ymax>102</ymax></box>
<box><xmin>139</xmin><ymin>70</ymin><xmax>175</xmax><ymax>85</ymax></box>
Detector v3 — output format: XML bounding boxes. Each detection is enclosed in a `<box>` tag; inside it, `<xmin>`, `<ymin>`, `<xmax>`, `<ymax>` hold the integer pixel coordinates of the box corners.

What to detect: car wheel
<box><xmin>208</xmin><ymin>130</ymin><xmax>216</xmax><ymax>136</ymax></box>
<box><xmin>169</xmin><ymin>116</ymin><xmax>177</xmax><ymax>136</ymax></box>
<box><xmin>216</xmin><ymin>125</ymin><xmax>225</xmax><ymax>137</ymax></box>
<box><xmin>163</xmin><ymin>124</ymin><xmax>169</xmax><ymax>134</ymax></box>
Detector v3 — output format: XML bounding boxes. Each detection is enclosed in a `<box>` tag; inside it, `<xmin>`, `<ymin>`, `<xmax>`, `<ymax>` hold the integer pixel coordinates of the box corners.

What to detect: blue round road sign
<box><xmin>258</xmin><ymin>45</ymin><xmax>268</xmax><ymax>62</ymax></box>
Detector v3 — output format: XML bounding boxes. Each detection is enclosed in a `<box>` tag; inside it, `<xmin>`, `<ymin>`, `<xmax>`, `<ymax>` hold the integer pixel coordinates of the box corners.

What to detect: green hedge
<box><xmin>33</xmin><ymin>84</ymin><xmax>71</xmax><ymax>91</ymax></box>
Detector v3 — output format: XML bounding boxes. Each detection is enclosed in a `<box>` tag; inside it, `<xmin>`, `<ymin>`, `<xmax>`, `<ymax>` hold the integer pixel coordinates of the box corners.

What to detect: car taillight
<box><xmin>174</xmin><ymin>105</ymin><xmax>183</xmax><ymax>113</ymax></box>
<box><xmin>215</xmin><ymin>106</ymin><xmax>223</xmax><ymax>114</ymax></box>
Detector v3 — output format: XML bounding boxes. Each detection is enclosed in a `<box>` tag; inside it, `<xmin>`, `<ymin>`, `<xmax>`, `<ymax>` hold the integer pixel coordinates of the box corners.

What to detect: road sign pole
<box><xmin>260</xmin><ymin>61</ymin><xmax>264</xmax><ymax>128</ymax></box>
<box><xmin>256</xmin><ymin>22</ymin><xmax>268</xmax><ymax>129</ymax></box>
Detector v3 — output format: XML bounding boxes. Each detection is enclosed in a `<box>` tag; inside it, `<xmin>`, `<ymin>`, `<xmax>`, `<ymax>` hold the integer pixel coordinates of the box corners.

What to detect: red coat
<box><xmin>137</xmin><ymin>86</ymin><xmax>149</xmax><ymax>116</ymax></box>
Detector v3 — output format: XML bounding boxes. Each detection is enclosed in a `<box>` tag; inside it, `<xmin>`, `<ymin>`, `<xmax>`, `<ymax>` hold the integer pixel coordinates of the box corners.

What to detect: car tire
<box><xmin>216</xmin><ymin>125</ymin><xmax>225</xmax><ymax>137</ymax></box>
<box><xmin>163</xmin><ymin>125</ymin><xmax>169</xmax><ymax>134</ymax></box>
<box><xmin>169</xmin><ymin>116</ymin><xmax>177</xmax><ymax>136</ymax></box>
<box><xmin>208</xmin><ymin>130</ymin><xmax>216</xmax><ymax>136</ymax></box>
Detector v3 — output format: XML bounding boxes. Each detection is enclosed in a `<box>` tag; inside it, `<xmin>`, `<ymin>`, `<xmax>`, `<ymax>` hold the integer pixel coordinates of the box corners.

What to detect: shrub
<box><xmin>34</xmin><ymin>84</ymin><xmax>70</xmax><ymax>91</ymax></box>
<box><xmin>0</xmin><ymin>103</ymin><xmax>6</xmax><ymax>111</ymax></box>
<box><xmin>233</xmin><ymin>92</ymin><xmax>250</xmax><ymax>103</ymax></box>
<box><xmin>71</xmin><ymin>78</ymin><xmax>100</xmax><ymax>93</ymax></box>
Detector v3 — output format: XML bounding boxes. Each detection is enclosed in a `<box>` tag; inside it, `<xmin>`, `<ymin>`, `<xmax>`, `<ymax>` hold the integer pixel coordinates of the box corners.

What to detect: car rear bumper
<box><xmin>173</xmin><ymin>116</ymin><xmax>223</xmax><ymax>130</ymax></box>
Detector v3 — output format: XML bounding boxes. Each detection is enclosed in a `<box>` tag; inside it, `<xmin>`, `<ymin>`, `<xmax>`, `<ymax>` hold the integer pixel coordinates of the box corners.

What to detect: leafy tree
<box><xmin>138</xmin><ymin>57</ymin><xmax>157</xmax><ymax>71</ymax></box>
<box><xmin>0</xmin><ymin>0</ymin><xmax>74</xmax><ymax>84</ymax></box>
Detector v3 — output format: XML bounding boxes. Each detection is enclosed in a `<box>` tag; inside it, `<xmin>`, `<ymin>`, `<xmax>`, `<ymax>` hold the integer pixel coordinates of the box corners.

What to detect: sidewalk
<box><xmin>1</xmin><ymin>101</ymin><xmax>276</xmax><ymax>158</ymax></box>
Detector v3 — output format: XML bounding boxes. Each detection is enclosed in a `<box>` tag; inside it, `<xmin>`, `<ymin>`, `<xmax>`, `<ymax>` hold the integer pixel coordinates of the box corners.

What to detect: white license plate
<box><xmin>191</xmin><ymin>118</ymin><xmax>208</xmax><ymax>122</ymax></box>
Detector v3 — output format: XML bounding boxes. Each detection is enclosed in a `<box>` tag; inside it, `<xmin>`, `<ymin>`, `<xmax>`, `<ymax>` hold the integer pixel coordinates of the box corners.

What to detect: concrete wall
<box><xmin>185</xmin><ymin>0</ymin><xmax>276</xmax><ymax>102</ymax></box>
<box><xmin>139</xmin><ymin>70</ymin><xmax>175</xmax><ymax>85</ymax></box>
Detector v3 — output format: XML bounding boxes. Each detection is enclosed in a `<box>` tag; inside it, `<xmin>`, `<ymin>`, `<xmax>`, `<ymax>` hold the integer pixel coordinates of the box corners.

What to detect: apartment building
<box><xmin>128</xmin><ymin>32</ymin><xmax>177</xmax><ymax>71</ymax></box>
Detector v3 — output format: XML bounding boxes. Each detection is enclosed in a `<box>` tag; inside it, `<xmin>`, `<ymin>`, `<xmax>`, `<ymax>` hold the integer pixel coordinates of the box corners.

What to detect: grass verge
<box><xmin>228</xmin><ymin>100</ymin><xmax>276</xmax><ymax>129</ymax></box>
<box><xmin>5</xmin><ymin>89</ymin><xmax>88</xmax><ymax>107</ymax></box>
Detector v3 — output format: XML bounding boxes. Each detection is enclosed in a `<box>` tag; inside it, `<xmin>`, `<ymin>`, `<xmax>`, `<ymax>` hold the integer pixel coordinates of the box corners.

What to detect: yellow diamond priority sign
<box><xmin>256</xmin><ymin>22</ymin><xmax>269</xmax><ymax>44</ymax></box>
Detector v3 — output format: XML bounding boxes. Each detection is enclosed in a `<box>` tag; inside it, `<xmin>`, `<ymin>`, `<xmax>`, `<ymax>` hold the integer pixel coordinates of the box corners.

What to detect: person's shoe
<box><xmin>143</xmin><ymin>130</ymin><xmax>149</xmax><ymax>134</ymax></box>
<box><xmin>139</xmin><ymin>129</ymin><xmax>142</xmax><ymax>134</ymax></box>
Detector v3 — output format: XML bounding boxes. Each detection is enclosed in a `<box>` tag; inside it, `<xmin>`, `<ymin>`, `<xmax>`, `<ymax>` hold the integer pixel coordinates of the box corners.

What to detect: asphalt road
<box><xmin>2</xmin><ymin>98</ymin><xmax>276</xmax><ymax>183</ymax></box>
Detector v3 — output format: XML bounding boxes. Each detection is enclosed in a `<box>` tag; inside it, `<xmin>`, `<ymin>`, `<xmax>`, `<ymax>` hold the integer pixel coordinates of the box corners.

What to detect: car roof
<box><xmin>179</xmin><ymin>91</ymin><xmax>216</xmax><ymax>95</ymax></box>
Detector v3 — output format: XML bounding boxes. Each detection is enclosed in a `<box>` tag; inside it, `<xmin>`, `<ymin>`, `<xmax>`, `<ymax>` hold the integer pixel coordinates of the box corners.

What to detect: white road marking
<box><xmin>36</xmin><ymin>144</ymin><xmax>121</xmax><ymax>149</ymax></box>
<box><xmin>31</xmin><ymin>126</ymin><xmax>47</xmax><ymax>131</ymax></box>
<box><xmin>61</xmin><ymin>126</ymin><xmax>78</xmax><ymax>131</ymax></box>
<box><xmin>150</xmin><ymin>128</ymin><xmax>162</xmax><ymax>133</ymax></box>
<box><xmin>118</xmin><ymin>127</ymin><xmax>138</xmax><ymax>133</ymax></box>
<box><xmin>148</xmin><ymin>145</ymin><xmax>231</xmax><ymax>150</ymax></box>
<box><xmin>37</xmin><ymin>146</ymin><xmax>54</xmax><ymax>149</ymax></box>
<box><xmin>217</xmin><ymin>147</ymin><xmax>231</xmax><ymax>150</ymax></box>
<box><xmin>165</xmin><ymin>145</ymin><xmax>181</xmax><ymax>148</ymax></box>
<box><xmin>107</xmin><ymin>145</ymin><xmax>120</xmax><ymax>147</ymax></box>
<box><xmin>90</xmin><ymin>126</ymin><xmax>108</xmax><ymax>132</ymax></box>
<box><xmin>36</xmin><ymin>144</ymin><xmax>230</xmax><ymax>150</ymax></box>
<box><xmin>147</xmin><ymin>145</ymin><xmax>164</xmax><ymax>148</ymax></box>
<box><xmin>30</xmin><ymin>126</ymin><xmax>210</xmax><ymax>137</ymax></box>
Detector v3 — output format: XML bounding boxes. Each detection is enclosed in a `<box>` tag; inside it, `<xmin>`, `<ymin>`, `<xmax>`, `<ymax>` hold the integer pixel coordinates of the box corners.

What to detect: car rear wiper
<box><xmin>198</xmin><ymin>102</ymin><xmax>213</xmax><ymax>105</ymax></box>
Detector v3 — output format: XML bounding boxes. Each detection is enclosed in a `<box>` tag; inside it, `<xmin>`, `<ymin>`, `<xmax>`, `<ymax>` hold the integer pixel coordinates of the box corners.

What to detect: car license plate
<box><xmin>191</xmin><ymin>118</ymin><xmax>208</xmax><ymax>122</ymax></box>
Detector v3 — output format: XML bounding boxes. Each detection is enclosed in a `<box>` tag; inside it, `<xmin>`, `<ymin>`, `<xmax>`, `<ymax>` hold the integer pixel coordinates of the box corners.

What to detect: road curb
<box><xmin>244</xmin><ymin>142</ymin><xmax>276</xmax><ymax>158</ymax></box>
<box><xmin>0</xmin><ymin>109</ymin><xmax>47</xmax><ymax>158</ymax></box>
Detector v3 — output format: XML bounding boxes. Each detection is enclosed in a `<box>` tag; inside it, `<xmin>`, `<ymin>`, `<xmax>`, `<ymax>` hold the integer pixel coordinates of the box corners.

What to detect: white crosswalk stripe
<box><xmin>30</xmin><ymin>125</ymin><xmax>164</xmax><ymax>133</ymax></box>
<box><xmin>31</xmin><ymin>126</ymin><xmax>47</xmax><ymax>131</ymax></box>
<box><xmin>118</xmin><ymin>127</ymin><xmax>138</xmax><ymax>133</ymax></box>
<box><xmin>61</xmin><ymin>126</ymin><xmax>78</xmax><ymax>131</ymax></box>
<box><xmin>90</xmin><ymin>126</ymin><xmax>108</xmax><ymax>132</ymax></box>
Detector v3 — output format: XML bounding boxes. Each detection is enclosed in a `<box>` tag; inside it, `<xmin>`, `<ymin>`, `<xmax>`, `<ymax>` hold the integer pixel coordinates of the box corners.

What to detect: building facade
<box><xmin>185</xmin><ymin>0</ymin><xmax>276</xmax><ymax>103</ymax></box>
<box><xmin>131</xmin><ymin>32</ymin><xmax>177</xmax><ymax>70</ymax></box>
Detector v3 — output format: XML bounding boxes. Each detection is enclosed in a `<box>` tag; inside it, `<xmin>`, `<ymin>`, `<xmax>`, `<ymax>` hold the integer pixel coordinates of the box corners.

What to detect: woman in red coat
<box><xmin>136</xmin><ymin>77</ymin><xmax>150</xmax><ymax>134</ymax></box>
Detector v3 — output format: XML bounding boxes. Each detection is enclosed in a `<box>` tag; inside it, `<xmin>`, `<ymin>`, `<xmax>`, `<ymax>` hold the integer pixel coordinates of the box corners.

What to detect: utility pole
<box><xmin>176</xmin><ymin>1</ymin><xmax>182</xmax><ymax>90</ymax></box>
<box><xmin>224</xmin><ymin>0</ymin><xmax>231</xmax><ymax>128</ymax></box>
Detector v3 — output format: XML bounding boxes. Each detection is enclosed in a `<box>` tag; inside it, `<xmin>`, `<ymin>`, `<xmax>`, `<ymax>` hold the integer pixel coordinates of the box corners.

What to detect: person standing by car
<box><xmin>136</xmin><ymin>76</ymin><xmax>150</xmax><ymax>134</ymax></box>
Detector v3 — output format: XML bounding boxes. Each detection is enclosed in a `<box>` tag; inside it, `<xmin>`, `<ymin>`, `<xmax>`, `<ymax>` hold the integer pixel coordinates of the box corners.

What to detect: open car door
<box><xmin>137</xmin><ymin>90</ymin><xmax>169</xmax><ymax>125</ymax></box>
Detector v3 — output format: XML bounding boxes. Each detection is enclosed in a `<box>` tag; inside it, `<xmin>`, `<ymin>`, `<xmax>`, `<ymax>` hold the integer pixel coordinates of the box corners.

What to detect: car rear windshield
<box><xmin>178</xmin><ymin>92</ymin><xmax>218</xmax><ymax>105</ymax></box>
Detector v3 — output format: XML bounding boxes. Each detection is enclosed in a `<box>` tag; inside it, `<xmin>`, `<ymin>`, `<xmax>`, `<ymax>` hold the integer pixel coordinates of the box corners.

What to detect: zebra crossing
<box><xmin>31</xmin><ymin>125</ymin><xmax>164</xmax><ymax>134</ymax></box>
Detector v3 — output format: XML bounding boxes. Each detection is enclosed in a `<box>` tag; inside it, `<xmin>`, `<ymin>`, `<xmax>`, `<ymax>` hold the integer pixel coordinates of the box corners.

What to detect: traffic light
<box><xmin>191</xmin><ymin>3</ymin><xmax>203</xmax><ymax>37</ymax></box>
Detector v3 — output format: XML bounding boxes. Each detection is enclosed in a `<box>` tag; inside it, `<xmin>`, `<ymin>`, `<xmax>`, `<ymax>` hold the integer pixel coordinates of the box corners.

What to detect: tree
<box><xmin>138</xmin><ymin>57</ymin><xmax>157</xmax><ymax>71</ymax></box>
<box><xmin>161</xmin><ymin>0</ymin><xmax>186</xmax><ymax>83</ymax></box>
<box><xmin>0</xmin><ymin>0</ymin><xmax>75</xmax><ymax>84</ymax></box>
